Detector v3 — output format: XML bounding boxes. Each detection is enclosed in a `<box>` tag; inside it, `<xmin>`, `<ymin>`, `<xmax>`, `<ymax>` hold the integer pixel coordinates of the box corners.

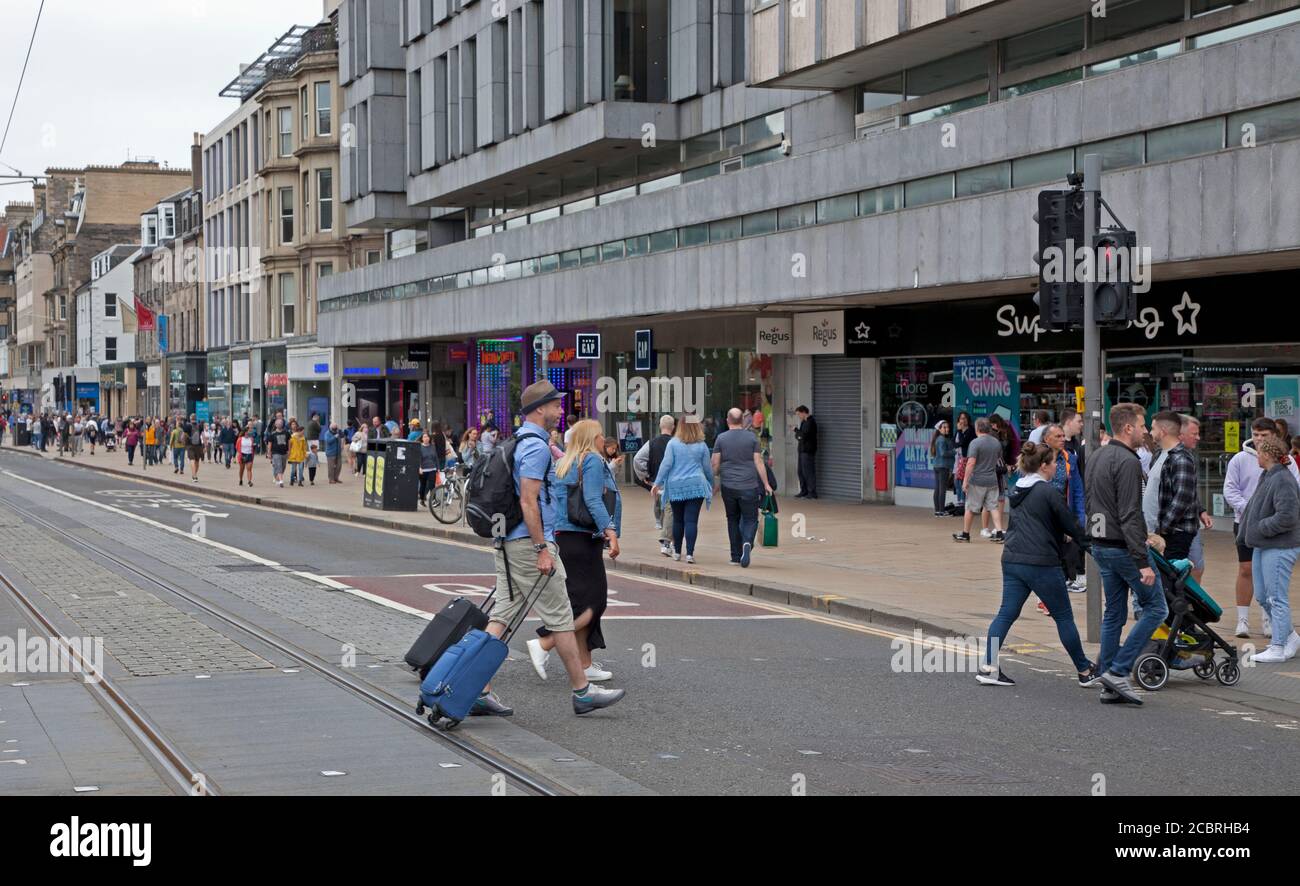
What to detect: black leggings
<box><xmin>933</xmin><ymin>468</ymin><xmax>951</xmax><ymax>513</ymax></box>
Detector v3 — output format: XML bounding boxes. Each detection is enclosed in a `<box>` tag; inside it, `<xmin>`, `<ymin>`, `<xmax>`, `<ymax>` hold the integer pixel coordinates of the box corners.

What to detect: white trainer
<box><xmin>525</xmin><ymin>638</ymin><xmax>550</xmax><ymax>680</ymax></box>
<box><xmin>1252</xmin><ymin>645</ymin><xmax>1289</xmax><ymax>664</ymax></box>
<box><xmin>1262</xmin><ymin>608</ymin><xmax>1273</xmax><ymax>636</ymax></box>
<box><xmin>673</xmin><ymin>552</ymin><xmax>681</xmax><ymax>561</ymax></box>
<box><xmin>686</xmin><ymin>555</ymin><xmax>695</xmax><ymax>565</ymax></box>
<box><xmin>660</xmin><ymin>541</ymin><xmax>672</xmax><ymax>557</ymax></box>
<box><xmin>1235</xmin><ymin>618</ymin><xmax>1250</xmax><ymax>639</ymax></box>
<box><xmin>979</xmin><ymin>528</ymin><xmax>993</xmax><ymax>538</ymax></box>
<box><xmin>584</xmin><ymin>663</ymin><xmax>613</xmax><ymax>683</ymax></box>
<box><xmin>1284</xmin><ymin>631</ymin><xmax>1300</xmax><ymax>660</ymax></box>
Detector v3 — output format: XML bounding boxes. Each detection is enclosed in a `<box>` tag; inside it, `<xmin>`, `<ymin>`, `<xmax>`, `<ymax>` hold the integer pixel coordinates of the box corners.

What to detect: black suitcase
<box><xmin>404</xmin><ymin>593</ymin><xmax>495</xmax><ymax>679</ymax></box>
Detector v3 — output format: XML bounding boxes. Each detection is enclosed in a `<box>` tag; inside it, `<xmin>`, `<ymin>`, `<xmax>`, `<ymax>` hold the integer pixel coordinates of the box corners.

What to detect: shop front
<box><xmin>259</xmin><ymin>345</ymin><xmax>287</xmax><ymax>423</ymax></box>
<box><xmin>288</xmin><ymin>346</ymin><xmax>333</xmax><ymax>425</ymax></box>
<box><xmin>230</xmin><ymin>353</ymin><xmax>251</xmax><ymax>421</ymax></box>
<box><xmin>850</xmin><ymin>269</ymin><xmax>1300</xmax><ymax>516</ymax></box>
<box><xmin>206</xmin><ymin>351</ymin><xmax>230</xmax><ymax>420</ymax></box>
<box><xmin>145</xmin><ymin>363</ymin><xmax>161</xmax><ymax>417</ymax></box>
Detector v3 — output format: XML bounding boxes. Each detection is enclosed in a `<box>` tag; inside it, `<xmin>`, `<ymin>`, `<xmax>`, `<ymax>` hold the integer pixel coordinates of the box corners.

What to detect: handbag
<box><xmin>760</xmin><ymin>493</ymin><xmax>779</xmax><ymax>548</ymax></box>
<box><xmin>567</xmin><ymin>458</ymin><xmax>618</xmax><ymax>532</ymax></box>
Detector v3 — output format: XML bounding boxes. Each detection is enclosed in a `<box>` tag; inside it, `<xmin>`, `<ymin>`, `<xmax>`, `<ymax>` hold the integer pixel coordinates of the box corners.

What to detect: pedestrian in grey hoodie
<box><xmin>1236</xmin><ymin>436</ymin><xmax>1300</xmax><ymax>662</ymax></box>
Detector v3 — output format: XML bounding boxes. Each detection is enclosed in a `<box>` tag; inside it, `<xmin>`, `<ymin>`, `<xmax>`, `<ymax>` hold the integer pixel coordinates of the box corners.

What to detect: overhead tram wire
<box><xmin>0</xmin><ymin>0</ymin><xmax>47</xmax><ymax>163</ymax></box>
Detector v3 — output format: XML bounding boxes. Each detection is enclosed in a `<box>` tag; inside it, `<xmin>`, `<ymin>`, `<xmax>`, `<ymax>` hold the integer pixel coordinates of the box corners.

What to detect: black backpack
<box><xmin>465</xmin><ymin>431</ymin><xmax>550</xmax><ymax>540</ymax></box>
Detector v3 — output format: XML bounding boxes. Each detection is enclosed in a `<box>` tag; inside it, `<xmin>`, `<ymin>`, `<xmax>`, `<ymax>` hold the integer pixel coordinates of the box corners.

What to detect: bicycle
<box><xmin>428</xmin><ymin>463</ymin><xmax>468</xmax><ymax>525</ymax></box>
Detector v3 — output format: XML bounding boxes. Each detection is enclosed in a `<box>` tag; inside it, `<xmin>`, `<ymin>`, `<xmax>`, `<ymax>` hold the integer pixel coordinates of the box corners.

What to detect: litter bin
<box><xmin>363</xmin><ymin>439</ymin><xmax>420</xmax><ymax>511</ymax></box>
<box><xmin>12</xmin><ymin>423</ymin><xmax>31</xmax><ymax>447</ymax></box>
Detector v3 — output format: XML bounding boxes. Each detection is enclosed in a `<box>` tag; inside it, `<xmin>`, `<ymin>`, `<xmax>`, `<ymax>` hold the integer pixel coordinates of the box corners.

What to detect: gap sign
<box><xmin>635</xmin><ymin>329</ymin><xmax>655</xmax><ymax>372</ymax></box>
<box><xmin>576</xmin><ymin>333</ymin><xmax>601</xmax><ymax>360</ymax></box>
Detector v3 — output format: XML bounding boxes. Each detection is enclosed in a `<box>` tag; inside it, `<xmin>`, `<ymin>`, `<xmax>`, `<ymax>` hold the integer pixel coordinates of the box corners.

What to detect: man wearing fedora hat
<box><xmin>478</xmin><ymin>379</ymin><xmax>626</xmax><ymax>717</ymax></box>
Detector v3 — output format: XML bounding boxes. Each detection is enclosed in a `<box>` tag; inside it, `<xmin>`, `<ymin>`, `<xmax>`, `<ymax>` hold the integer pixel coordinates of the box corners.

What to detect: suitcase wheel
<box><xmin>415</xmin><ymin>702</ymin><xmax>426</xmax><ymax>716</ymax></box>
<box><xmin>443</xmin><ymin>718</ymin><xmax>460</xmax><ymax>731</ymax></box>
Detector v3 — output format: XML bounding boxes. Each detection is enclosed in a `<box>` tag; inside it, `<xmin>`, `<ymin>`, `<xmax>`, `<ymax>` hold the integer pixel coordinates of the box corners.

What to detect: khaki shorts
<box><xmin>490</xmin><ymin>539</ymin><xmax>574</xmax><ymax>633</ymax></box>
<box><xmin>966</xmin><ymin>484</ymin><xmax>1000</xmax><ymax>514</ymax></box>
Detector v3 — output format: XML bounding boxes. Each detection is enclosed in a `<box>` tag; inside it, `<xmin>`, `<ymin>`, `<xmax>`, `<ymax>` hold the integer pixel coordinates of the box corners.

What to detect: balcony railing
<box><xmin>220</xmin><ymin>20</ymin><xmax>338</xmax><ymax>100</ymax></box>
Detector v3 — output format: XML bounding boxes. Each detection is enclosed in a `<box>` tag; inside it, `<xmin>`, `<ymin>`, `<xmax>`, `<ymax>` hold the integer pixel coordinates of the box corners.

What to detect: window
<box><xmin>1146</xmin><ymin>118</ymin><xmax>1225</xmax><ymax>163</ymax></box>
<box><xmin>1191</xmin><ymin>7</ymin><xmax>1300</xmax><ymax>48</ymax></box>
<box><xmin>303</xmin><ymin>171</ymin><xmax>310</xmax><ymax>232</ymax></box>
<box><xmin>906</xmin><ymin>93</ymin><xmax>988</xmax><ymax>126</ymax></box>
<box><xmin>278</xmin><ymin>107</ymin><xmax>293</xmax><ymax>156</ymax></box>
<box><xmin>141</xmin><ymin>214</ymin><xmax>158</xmax><ymax>246</ymax></box>
<box><xmin>1091</xmin><ymin>0</ymin><xmax>1184</xmax><ymax>44</ymax></box>
<box><xmin>105</xmin><ymin>336</ymin><xmax>117</xmax><ymax>362</ymax></box>
<box><xmin>624</xmin><ymin>235</ymin><xmax>649</xmax><ymax>257</ymax></box>
<box><xmin>160</xmin><ymin>204</ymin><xmax>175</xmax><ymax>238</ymax></box>
<box><xmin>907</xmin><ymin>47</ymin><xmax>987</xmax><ymax>97</ymax></box>
<box><xmin>816</xmin><ymin>194</ymin><xmax>857</xmax><ymax>224</ymax></box>
<box><xmin>1086</xmin><ymin>42</ymin><xmax>1179</xmax><ymax>76</ymax></box>
<box><xmin>603</xmin><ymin>0</ymin><xmax>670</xmax><ymax>103</ymax></box>
<box><xmin>104</xmin><ymin>292</ymin><xmax>116</xmax><ymax>317</ymax></box>
<box><xmin>315</xmin><ymin>82</ymin><xmax>332</xmax><ymax>136</ymax></box>
<box><xmin>580</xmin><ymin>246</ymin><xmax>599</xmax><ymax>267</ymax></box>
<box><xmin>861</xmin><ymin>74</ymin><xmax>906</xmax><ymax>114</ymax></box>
<box><xmin>742</xmin><ymin>210</ymin><xmax>777</xmax><ymax>236</ymax></box>
<box><xmin>279</xmin><ymin>188</ymin><xmax>294</xmax><ymax>244</ymax></box>
<box><xmin>777</xmin><ymin>203</ymin><xmax>815</xmax><ymax>231</ymax></box>
<box><xmin>1002</xmin><ymin>18</ymin><xmax>1084</xmax><ymax>72</ymax></box>
<box><xmin>1082</xmin><ymin>133</ymin><xmax>1144</xmax><ymax>171</ymax></box>
<box><xmin>904</xmin><ymin>174</ymin><xmax>954</xmax><ymax>208</ymax></box>
<box><xmin>367</xmin><ymin>250</ymin><xmax>381</xmax><ymax>265</ymax></box>
<box><xmin>1012</xmin><ymin>148</ymin><xmax>1075</xmax><ymax>187</ymax></box>
<box><xmin>683</xmin><ymin>132</ymin><xmax>721</xmax><ymax>164</ymax></box>
<box><xmin>743</xmin><ymin>147</ymin><xmax>783</xmax><ymax>168</ymax></box>
<box><xmin>1000</xmin><ymin>68</ymin><xmax>1083</xmax><ymax>100</ymax></box>
<box><xmin>742</xmin><ymin>112</ymin><xmax>784</xmax><ymax>143</ymax></box>
<box><xmin>678</xmin><ymin>223</ymin><xmax>709</xmax><ymax>247</ymax></box>
<box><xmin>301</xmin><ymin>86</ymin><xmax>309</xmax><ymax>140</ymax></box>
<box><xmin>648</xmin><ymin>230</ymin><xmax>676</xmax><ymax>253</ymax></box>
<box><xmin>1227</xmin><ymin>99</ymin><xmax>1300</xmax><ymax>147</ymax></box>
<box><xmin>955</xmin><ymin>162</ymin><xmax>1011</xmax><ymax>197</ymax></box>
<box><xmin>709</xmin><ymin>217</ymin><xmax>741</xmax><ymax>242</ymax></box>
<box><xmin>280</xmin><ymin>273</ymin><xmax>296</xmax><ymax>336</ymax></box>
<box><xmin>601</xmin><ymin>240</ymin><xmax>625</xmax><ymax>261</ymax></box>
<box><xmin>318</xmin><ymin>263</ymin><xmax>333</xmax><ymax>278</ymax></box>
<box><xmin>559</xmin><ymin>250</ymin><xmax>581</xmax><ymax>270</ymax></box>
<box><xmin>60</xmin><ymin>295</ymin><xmax>67</xmax><ymax>320</ymax></box>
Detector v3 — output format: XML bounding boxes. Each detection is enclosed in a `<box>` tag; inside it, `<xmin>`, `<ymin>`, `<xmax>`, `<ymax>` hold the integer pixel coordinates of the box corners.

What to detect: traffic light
<box><xmin>1094</xmin><ymin>228</ymin><xmax>1138</xmax><ymax>326</ymax></box>
<box><xmin>1032</xmin><ymin>188</ymin><xmax>1085</xmax><ymax>329</ymax></box>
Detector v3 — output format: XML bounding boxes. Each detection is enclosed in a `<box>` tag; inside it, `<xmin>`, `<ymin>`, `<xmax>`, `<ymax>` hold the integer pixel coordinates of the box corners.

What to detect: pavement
<box><xmin>2</xmin><ymin>436</ymin><xmax>1281</xmax><ymax>660</ymax></box>
<box><xmin>4</xmin><ymin>448</ymin><xmax>1300</xmax><ymax>796</ymax></box>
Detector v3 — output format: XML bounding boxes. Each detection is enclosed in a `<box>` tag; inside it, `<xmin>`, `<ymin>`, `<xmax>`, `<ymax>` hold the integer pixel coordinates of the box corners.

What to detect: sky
<box><xmin>0</xmin><ymin>0</ymin><xmax>328</xmax><ymax>201</ymax></box>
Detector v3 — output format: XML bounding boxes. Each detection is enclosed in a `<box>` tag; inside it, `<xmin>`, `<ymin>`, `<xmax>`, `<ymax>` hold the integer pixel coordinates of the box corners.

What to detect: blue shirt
<box><xmin>505</xmin><ymin>421</ymin><xmax>556</xmax><ymax>543</ymax></box>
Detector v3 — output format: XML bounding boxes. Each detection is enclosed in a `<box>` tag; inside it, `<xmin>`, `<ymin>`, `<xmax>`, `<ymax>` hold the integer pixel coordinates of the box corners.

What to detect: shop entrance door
<box><xmin>812</xmin><ymin>356</ymin><xmax>864</xmax><ymax>501</ymax></box>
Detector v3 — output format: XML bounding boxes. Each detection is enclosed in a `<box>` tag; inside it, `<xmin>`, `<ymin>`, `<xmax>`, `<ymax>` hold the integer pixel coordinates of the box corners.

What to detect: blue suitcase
<box><xmin>416</xmin><ymin>563</ymin><xmax>551</xmax><ymax>729</ymax></box>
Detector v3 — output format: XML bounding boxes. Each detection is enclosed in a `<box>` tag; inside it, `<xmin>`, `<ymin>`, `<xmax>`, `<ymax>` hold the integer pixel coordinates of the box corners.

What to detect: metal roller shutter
<box><xmin>812</xmin><ymin>356</ymin><xmax>863</xmax><ymax>501</ymax></box>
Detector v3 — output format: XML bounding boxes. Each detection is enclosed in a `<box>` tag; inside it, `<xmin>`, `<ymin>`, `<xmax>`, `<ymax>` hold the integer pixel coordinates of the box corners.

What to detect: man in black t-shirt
<box><xmin>794</xmin><ymin>406</ymin><xmax>818</xmax><ymax>499</ymax></box>
<box><xmin>268</xmin><ymin>419</ymin><xmax>291</xmax><ymax>488</ymax></box>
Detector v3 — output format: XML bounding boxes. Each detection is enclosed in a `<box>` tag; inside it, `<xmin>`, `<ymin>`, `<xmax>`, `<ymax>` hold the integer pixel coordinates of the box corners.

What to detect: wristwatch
<box><xmin>532</xmin><ymin>543</ymin><xmax>548</xmax><ymax>553</ymax></box>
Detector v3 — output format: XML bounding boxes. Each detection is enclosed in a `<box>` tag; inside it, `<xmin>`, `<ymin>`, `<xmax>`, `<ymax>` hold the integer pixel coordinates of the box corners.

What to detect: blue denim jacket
<box><xmin>555</xmin><ymin>452</ymin><xmax>622</xmax><ymax>536</ymax></box>
<box><xmin>654</xmin><ymin>438</ymin><xmax>715</xmax><ymax>504</ymax></box>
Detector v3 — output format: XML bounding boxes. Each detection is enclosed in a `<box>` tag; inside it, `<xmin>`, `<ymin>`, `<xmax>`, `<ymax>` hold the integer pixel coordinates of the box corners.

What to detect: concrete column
<box><xmin>582</xmin><ymin>0</ymin><xmax>603</xmax><ymax>105</ymax></box>
<box><xmin>476</xmin><ymin>20</ymin><xmax>508</xmax><ymax>149</ymax></box>
<box><xmin>432</xmin><ymin>56</ymin><xmax>449</xmax><ymax>165</ymax></box>
<box><xmin>460</xmin><ymin>38</ymin><xmax>478</xmax><ymax>155</ymax></box>
<box><xmin>446</xmin><ymin>46</ymin><xmax>460</xmax><ymax>158</ymax></box>
<box><xmin>544</xmin><ymin>0</ymin><xmax>581</xmax><ymax>119</ymax></box>
<box><xmin>507</xmin><ymin>7</ymin><xmax>525</xmax><ymax>135</ymax></box>
<box><xmin>523</xmin><ymin>1</ymin><xmax>544</xmax><ymax>129</ymax></box>
<box><xmin>670</xmin><ymin>0</ymin><xmax>712</xmax><ymax>102</ymax></box>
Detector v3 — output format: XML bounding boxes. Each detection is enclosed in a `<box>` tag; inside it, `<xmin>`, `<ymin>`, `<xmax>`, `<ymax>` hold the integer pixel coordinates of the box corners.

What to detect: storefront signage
<box><xmin>448</xmin><ymin>344</ymin><xmax>470</xmax><ymax>364</ymax></box>
<box><xmin>635</xmin><ymin>329</ymin><xmax>655</xmax><ymax>371</ymax></box>
<box><xmin>793</xmin><ymin>311</ymin><xmax>844</xmax><ymax>355</ymax></box>
<box><xmin>345</xmin><ymin>366</ymin><xmax>383</xmax><ymax>376</ymax></box>
<box><xmin>576</xmin><ymin>333</ymin><xmax>601</xmax><ymax>360</ymax></box>
<box><xmin>196</xmin><ymin>401</ymin><xmax>211</xmax><ymax>422</ymax></box>
<box><xmin>265</xmin><ymin>373</ymin><xmax>288</xmax><ymax>388</ymax></box>
<box><xmin>314</xmin><ymin>363</ymin><xmax>329</xmax><ymax>374</ymax></box>
<box><xmin>232</xmin><ymin>359</ymin><xmax>250</xmax><ymax>386</ymax></box>
<box><xmin>480</xmin><ymin>350</ymin><xmax>517</xmax><ymax>366</ymax></box>
<box><xmin>845</xmin><ymin>271</ymin><xmax>1299</xmax><ymax>357</ymax></box>
<box><xmin>756</xmin><ymin>318</ymin><xmax>793</xmax><ymax>354</ymax></box>
<box><xmin>147</xmin><ymin>365</ymin><xmax>161</xmax><ymax>388</ymax></box>
<box><xmin>407</xmin><ymin>344</ymin><xmax>431</xmax><ymax>362</ymax></box>
<box><xmin>1264</xmin><ymin>376</ymin><xmax>1300</xmax><ymax>421</ymax></box>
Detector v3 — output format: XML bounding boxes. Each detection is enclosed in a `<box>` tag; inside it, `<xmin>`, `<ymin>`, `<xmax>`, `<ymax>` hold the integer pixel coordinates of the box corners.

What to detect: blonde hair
<box><xmin>556</xmin><ymin>419</ymin><xmax>602</xmax><ymax>478</ymax></box>
<box><xmin>676</xmin><ymin>417</ymin><xmax>704</xmax><ymax>445</ymax></box>
<box><xmin>1257</xmin><ymin>436</ymin><xmax>1290</xmax><ymax>465</ymax></box>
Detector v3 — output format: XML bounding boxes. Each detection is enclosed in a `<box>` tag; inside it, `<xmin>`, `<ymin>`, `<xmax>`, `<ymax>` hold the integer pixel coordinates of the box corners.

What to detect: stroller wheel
<box><xmin>1215</xmin><ymin>660</ymin><xmax>1241</xmax><ymax>687</ymax></box>
<box><xmin>1193</xmin><ymin>659</ymin><xmax>1216</xmax><ymax>680</ymax></box>
<box><xmin>1134</xmin><ymin>653</ymin><xmax>1169</xmax><ymax>691</ymax></box>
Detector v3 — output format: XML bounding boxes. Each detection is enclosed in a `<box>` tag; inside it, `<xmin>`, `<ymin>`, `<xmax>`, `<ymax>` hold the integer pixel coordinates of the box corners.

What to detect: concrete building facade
<box><xmin>316</xmin><ymin>0</ymin><xmax>1300</xmax><ymax>510</ymax></box>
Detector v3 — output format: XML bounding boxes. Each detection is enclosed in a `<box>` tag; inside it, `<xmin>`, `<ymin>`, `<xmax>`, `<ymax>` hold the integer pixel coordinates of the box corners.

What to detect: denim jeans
<box><xmin>933</xmin><ymin>468</ymin><xmax>951</xmax><ymax>513</ymax></box>
<box><xmin>986</xmin><ymin>562</ymin><xmax>1091</xmax><ymax>672</ymax></box>
<box><xmin>172</xmin><ymin>448</ymin><xmax>186</xmax><ymax>471</ymax></box>
<box><xmin>670</xmin><ymin>498</ymin><xmax>704</xmax><ymax>556</ymax></box>
<box><xmin>1253</xmin><ymin>546</ymin><xmax>1298</xmax><ymax>648</ymax></box>
<box><xmin>290</xmin><ymin>462</ymin><xmax>305</xmax><ymax>485</ymax></box>
<box><xmin>721</xmin><ymin>486</ymin><xmax>760</xmax><ymax>562</ymax></box>
<box><xmin>1094</xmin><ymin>545</ymin><xmax>1168</xmax><ymax>677</ymax></box>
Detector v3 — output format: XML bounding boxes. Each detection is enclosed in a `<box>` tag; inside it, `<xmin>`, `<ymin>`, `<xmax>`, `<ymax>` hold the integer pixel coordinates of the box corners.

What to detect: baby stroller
<box><xmin>1132</xmin><ymin>548</ymin><xmax>1241</xmax><ymax>691</ymax></box>
<box><xmin>104</xmin><ymin>429</ymin><xmax>117</xmax><ymax>452</ymax></box>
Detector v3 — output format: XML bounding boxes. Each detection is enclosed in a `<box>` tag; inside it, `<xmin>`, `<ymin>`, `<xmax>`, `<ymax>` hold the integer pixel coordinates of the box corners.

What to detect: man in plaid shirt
<box><xmin>1156</xmin><ymin>415</ymin><xmax>1214</xmax><ymax>562</ymax></box>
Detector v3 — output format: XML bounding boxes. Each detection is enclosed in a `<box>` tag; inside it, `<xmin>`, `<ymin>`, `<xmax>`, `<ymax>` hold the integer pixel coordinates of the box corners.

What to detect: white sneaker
<box><xmin>584</xmin><ymin>663</ymin><xmax>613</xmax><ymax>683</ymax></box>
<box><xmin>1252</xmin><ymin>645</ymin><xmax>1289</xmax><ymax>663</ymax></box>
<box><xmin>686</xmin><ymin>555</ymin><xmax>695</xmax><ymax>565</ymax></box>
<box><xmin>672</xmin><ymin>552</ymin><xmax>681</xmax><ymax>562</ymax></box>
<box><xmin>525</xmin><ymin>638</ymin><xmax>549</xmax><ymax>680</ymax></box>
<box><xmin>980</xmin><ymin>529</ymin><xmax>993</xmax><ymax>538</ymax></box>
<box><xmin>1284</xmin><ymin>631</ymin><xmax>1300</xmax><ymax>660</ymax></box>
<box><xmin>654</xmin><ymin>521</ymin><xmax>663</xmax><ymax>531</ymax></box>
<box><xmin>1235</xmin><ymin>618</ymin><xmax>1250</xmax><ymax>639</ymax></box>
<box><xmin>1262</xmin><ymin>609</ymin><xmax>1273</xmax><ymax>636</ymax></box>
<box><xmin>660</xmin><ymin>541</ymin><xmax>672</xmax><ymax>557</ymax></box>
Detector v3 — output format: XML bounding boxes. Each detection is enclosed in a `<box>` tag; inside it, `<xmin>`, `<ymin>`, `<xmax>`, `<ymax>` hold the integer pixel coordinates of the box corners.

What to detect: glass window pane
<box><xmin>563</xmin><ymin>196</ymin><xmax>596</xmax><ymax>214</ymax></box>
<box><xmin>742</xmin><ymin>210</ymin><xmax>777</xmax><ymax>236</ymax></box>
<box><xmin>1086</xmin><ymin>42</ymin><xmax>1179</xmax><ymax>76</ymax></box>
<box><xmin>530</xmin><ymin>206</ymin><xmax>560</xmax><ymax>222</ymax></box>
<box><xmin>559</xmin><ymin>250</ymin><xmax>581</xmax><ymax>270</ymax></box>
<box><xmin>1012</xmin><ymin>148</ymin><xmax>1075</xmax><ymax>188</ymax></box>
<box><xmin>861</xmin><ymin>73</ymin><xmax>906</xmax><ymax>113</ymax></box>
<box><xmin>906</xmin><ymin>47</ymin><xmax>987</xmax><ymax>97</ymax></box>
<box><xmin>472</xmin><ymin>268</ymin><xmax>488</xmax><ymax>286</ymax></box>
<box><xmin>682</xmin><ymin>163</ymin><xmax>720</xmax><ymax>183</ymax></box>
<box><xmin>1000</xmin><ymin>67</ymin><xmax>1082</xmax><ymax>99</ymax></box>
<box><xmin>678</xmin><ymin>223</ymin><xmax>709</xmax><ymax>247</ymax></box>
<box><xmin>540</xmin><ymin>253</ymin><xmax>560</xmax><ymax>273</ymax></box>
<box><xmin>456</xmin><ymin>271</ymin><xmax>472</xmax><ymax>288</ymax></box>
<box><xmin>505</xmin><ymin>215</ymin><xmax>528</xmax><ymax>229</ymax></box>
<box><xmin>522</xmin><ymin>258</ymin><xmax>540</xmax><ymax>277</ymax></box>
<box><xmin>743</xmin><ymin>146</ymin><xmax>783</xmax><ymax>168</ymax></box>
<box><xmin>904</xmin><ymin>174</ymin><xmax>953</xmax><ymax>208</ymax></box>
<box><xmin>639</xmin><ymin>173</ymin><xmax>681</xmax><ymax>194</ymax></box>
<box><xmin>1191</xmin><ymin>8</ymin><xmax>1300</xmax><ymax>48</ymax></box>
<box><xmin>598</xmin><ymin>185</ymin><xmax>636</xmax><ymax>205</ymax></box>
<box><xmin>722</xmin><ymin>124</ymin><xmax>743</xmax><ymax>149</ymax></box>
<box><xmin>683</xmin><ymin>132</ymin><xmax>721</xmax><ymax>163</ymax></box>
<box><xmin>777</xmin><ymin>203</ymin><xmax>815</xmax><ymax>231</ymax></box>
<box><xmin>1228</xmin><ymin>99</ymin><xmax>1300</xmax><ymax>146</ymax></box>
<box><xmin>709</xmin><ymin>217</ymin><xmax>741</xmax><ymax>242</ymax></box>
<box><xmin>1146</xmin><ymin>118</ymin><xmax>1224</xmax><ymax>163</ymax></box>
<box><xmin>1092</xmin><ymin>0</ymin><xmax>1185</xmax><ymax>44</ymax></box>
<box><xmin>1082</xmin><ymin>134</ymin><xmax>1144</xmax><ymax>171</ymax></box>
<box><xmin>1001</xmin><ymin>17</ymin><xmax>1084</xmax><ymax>72</ymax></box>
<box><xmin>816</xmin><ymin>194</ymin><xmax>857</xmax><ymax>224</ymax></box>
<box><xmin>955</xmin><ymin>162</ymin><xmax>1010</xmax><ymax>197</ymax></box>
<box><xmin>648</xmin><ymin>230</ymin><xmax>677</xmax><ymax>253</ymax></box>
<box><xmin>504</xmin><ymin>261</ymin><xmax>522</xmax><ymax>280</ymax></box>
<box><xmin>605</xmin><ymin>0</ymin><xmax>670</xmax><ymax>102</ymax></box>
<box><xmin>905</xmin><ymin>93</ymin><xmax>988</xmax><ymax>126</ymax></box>
<box><xmin>580</xmin><ymin>246</ymin><xmax>600</xmax><ymax>266</ymax></box>
<box><xmin>601</xmin><ymin>240</ymin><xmax>625</xmax><ymax>261</ymax></box>
<box><xmin>743</xmin><ymin>111</ymin><xmax>784</xmax><ymax>143</ymax></box>
<box><xmin>858</xmin><ymin>185</ymin><xmax>898</xmax><ymax>215</ymax></box>
<box><xmin>625</xmin><ymin>234</ymin><xmax>649</xmax><ymax>256</ymax></box>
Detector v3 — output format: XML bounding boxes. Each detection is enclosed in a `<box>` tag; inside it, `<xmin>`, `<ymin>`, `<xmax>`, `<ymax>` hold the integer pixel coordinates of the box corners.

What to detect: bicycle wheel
<box><xmin>429</xmin><ymin>480</ymin><xmax>465</xmax><ymax>524</ymax></box>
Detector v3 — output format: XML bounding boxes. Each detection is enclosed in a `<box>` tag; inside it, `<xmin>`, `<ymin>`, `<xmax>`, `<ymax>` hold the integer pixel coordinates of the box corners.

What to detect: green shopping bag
<box><xmin>761</xmin><ymin>494</ymin><xmax>779</xmax><ymax>548</ymax></box>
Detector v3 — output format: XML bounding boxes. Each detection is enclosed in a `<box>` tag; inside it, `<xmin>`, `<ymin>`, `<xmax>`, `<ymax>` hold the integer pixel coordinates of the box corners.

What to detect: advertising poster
<box><xmin>895</xmin><ymin>426</ymin><xmax>937</xmax><ymax>489</ymax></box>
<box><xmin>1200</xmin><ymin>379</ymin><xmax>1236</xmax><ymax>419</ymax></box>
<box><xmin>1264</xmin><ymin>376</ymin><xmax>1300</xmax><ymax>421</ymax></box>
<box><xmin>954</xmin><ymin>356</ymin><xmax>1021</xmax><ymax>435</ymax></box>
<box><xmin>1224</xmin><ymin>421</ymin><xmax>1241</xmax><ymax>454</ymax></box>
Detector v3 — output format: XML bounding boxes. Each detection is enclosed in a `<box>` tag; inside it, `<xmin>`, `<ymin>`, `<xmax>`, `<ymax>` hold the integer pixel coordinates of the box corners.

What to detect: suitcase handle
<box><xmin>499</xmin><ymin>544</ymin><xmax>553</xmax><ymax>643</ymax></box>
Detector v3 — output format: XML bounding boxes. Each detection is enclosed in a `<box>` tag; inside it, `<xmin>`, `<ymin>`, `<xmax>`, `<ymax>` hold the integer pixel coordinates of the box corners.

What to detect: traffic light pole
<box><xmin>1082</xmin><ymin>153</ymin><xmax>1103</xmax><ymax>643</ymax></box>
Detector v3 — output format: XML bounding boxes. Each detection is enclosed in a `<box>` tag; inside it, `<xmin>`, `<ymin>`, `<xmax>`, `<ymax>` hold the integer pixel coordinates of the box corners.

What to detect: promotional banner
<box><xmin>954</xmin><ymin>355</ymin><xmax>1021</xmax><ymax>434</ymax></box>
<box><xmin>1264</xmin><ymin>376</ymin><xmax>1300</xmax><ymax>422</ymax></box>
<box><xmin>196</xmin><ymin>401</ymin><xmax>211</xmax><ymax>422</ymax></box>
<box><xmin>158</xmin><ymin>315</ymin><xmax>169</xmax><ymax>354</ymax></box>
<box><xmin>895</xmin><ymin>426</ymin><xmax>937</xmax><ymax>489</ymax></box>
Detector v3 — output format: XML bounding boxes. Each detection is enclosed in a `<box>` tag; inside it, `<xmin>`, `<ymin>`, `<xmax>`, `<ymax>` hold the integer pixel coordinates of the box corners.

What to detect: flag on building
<box><xmin>136</xmin><ymin>300</ymin><xmax>155</xmax><ymax>332</ymax></box>
<box><xmin>119</xmin><ymin>296</ymin><xmax>138</xmax><ymax>333</ymax></box>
